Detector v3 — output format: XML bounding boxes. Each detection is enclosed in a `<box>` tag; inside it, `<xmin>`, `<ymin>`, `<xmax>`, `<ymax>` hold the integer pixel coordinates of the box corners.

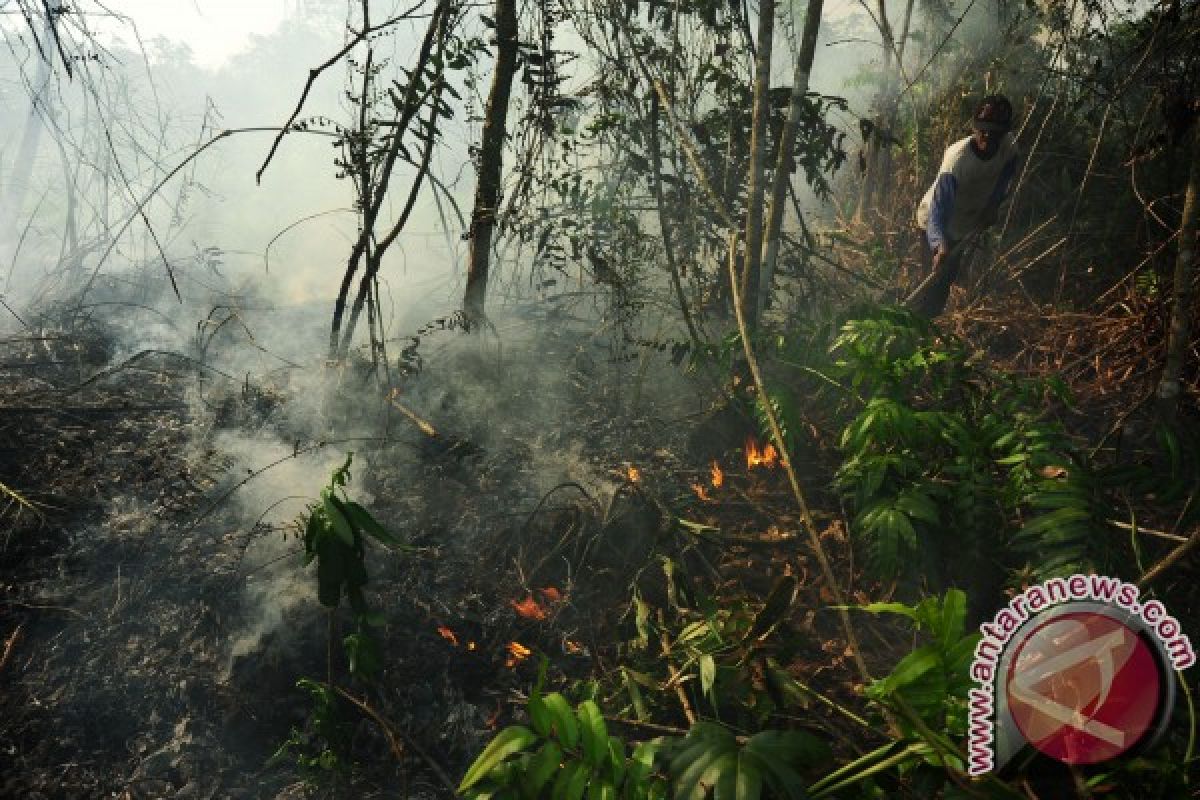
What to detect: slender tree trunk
<box><xmin>329</xmin><ymin>2</ymin><xmax>446</xmax><ymax>359</ymax></box>
<box><xmin>649</xmin><ymin>95</ymin><xmax>701</xmax><ymax>347</ymax></box>
<box><xmin>870</xmin><ymin>0</ymin><xmax>914</xmax><ymax>216</ymax></box>
<box><xmin>741</xmin><ymin>0</ymin><xmax>776</xmax><ymax>329</ymax></box>
<box><xmin>1157</xmin><ymin>121</ymin><xmax>1200</xmax><ymax>421</ymax></box>
<box><xmin>463</xmin><ymin>0</ymin><xmax>519</xmax><ymax>323</ymax></box>
<box><xmin>757</xmin><ymin>0</ymin><xmax>825</xmax><ymax>320</ymax></box>
<box><xmin>854</xmin><ymin>0</ymin><xmax>896</xmax><ymax>223</ymax></box>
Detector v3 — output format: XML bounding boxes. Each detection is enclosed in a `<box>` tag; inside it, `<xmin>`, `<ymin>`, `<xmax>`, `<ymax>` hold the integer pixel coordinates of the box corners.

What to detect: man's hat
<box><xmin>973</xmin><ymin>95</ymin><xmax>1013</xmax><ymax>133</ymax></box>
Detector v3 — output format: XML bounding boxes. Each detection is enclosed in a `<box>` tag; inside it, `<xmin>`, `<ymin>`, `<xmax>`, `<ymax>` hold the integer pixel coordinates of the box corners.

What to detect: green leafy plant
<box><xmin>829</xmin><ymin>307</ymin><xmax>1115</xmax><ymax>584</ymax></box>
<box><xmin>273</xmin><ymin>453</ymin><xmax>407</xmax><ymax>780</ymax></box>
<box><xmin>270</xmin><ymin>678</ymin><xmax>351</xmax><ymax>778</ymax></box>
<box><xmin>459</xmin><ymin>687</ymin><xmax>829</xmax><ymax>800</ymax></box>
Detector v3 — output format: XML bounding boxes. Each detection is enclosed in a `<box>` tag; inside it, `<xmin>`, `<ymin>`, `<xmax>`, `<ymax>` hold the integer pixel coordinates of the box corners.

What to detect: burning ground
<box><xmin>0</xmin><ymin>294</ymin><xmax>878</xmax><ymax>798</ymax></box>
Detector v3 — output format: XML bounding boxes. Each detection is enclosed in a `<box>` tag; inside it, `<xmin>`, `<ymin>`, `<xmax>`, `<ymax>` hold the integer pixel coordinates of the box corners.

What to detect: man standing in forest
<box><xmin>909</xmin><ymin>95</ymin><xmax>1020</xmax><ymax>317</ymax></box>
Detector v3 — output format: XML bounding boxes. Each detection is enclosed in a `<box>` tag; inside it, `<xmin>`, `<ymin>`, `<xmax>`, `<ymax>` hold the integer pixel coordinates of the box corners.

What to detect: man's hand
<box><xmin>932</xmin><ymin>243</ymin><xmax>948</xmax><ymax>271</ymax></box>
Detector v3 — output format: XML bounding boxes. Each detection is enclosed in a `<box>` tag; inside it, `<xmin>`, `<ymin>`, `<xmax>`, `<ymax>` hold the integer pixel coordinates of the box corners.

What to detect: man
<box><xmin>909</xmin><ymin>95</ymin><xmax>1020</xmax><ymax>317</ymax></box>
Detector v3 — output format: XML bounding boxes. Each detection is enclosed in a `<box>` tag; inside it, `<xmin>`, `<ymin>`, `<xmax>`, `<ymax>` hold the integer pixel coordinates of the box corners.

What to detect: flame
<box><xmin>467</xmin><ymin>641</ymin><xmax>477</xmax><ymax>651</ymax></box>
<box><xmin>511</xmin><ymin>594</ymin><xmax>550</xmax><ymax>621</ymax></box>
<box><xmin>437</xmin><ymin>625</ymin><xmax>459</xmax><ymax>646</ymax></box>
<box><xmin>626</xmin><ymin>465</ymin><xmax>641</xmax><ymax>482</ymax></box>
<box><xmin>745</xmin><ymin>437</ymin><xmax>779</xmax><ymax>469</ymax></box>
<box><xmin>564</xmin><ymin>639</ymin><xmax>585</xmax><ymax>655</ymax></box>
<box><xmin>691</xmin><ymin>482</ymin><xmax>712</xmax><ymax>501</ymax></box>
<box><xmin>505</xmin><ymin>641</ymin><xmax>533</xmax><ymax>668</ymax></box>
<box><xmin>538</xmin><ymin>586</ymin><xmax>563</xmax><ymax>603</ymax></box>
<box><xmin>710</xmin><ymin>461</ymin><xmax>724</xmax><ymax>488</ymax></box>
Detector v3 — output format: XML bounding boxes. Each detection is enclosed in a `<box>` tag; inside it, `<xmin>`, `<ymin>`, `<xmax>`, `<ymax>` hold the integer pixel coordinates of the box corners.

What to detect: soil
<box><xmin>2</xmin><ymin>313</ymin><xmax>866</xmax><ymax>799</ymax></box>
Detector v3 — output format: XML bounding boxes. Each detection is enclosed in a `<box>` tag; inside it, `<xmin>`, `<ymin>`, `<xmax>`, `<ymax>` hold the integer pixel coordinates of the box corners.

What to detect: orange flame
<box><xmin>626</xmin><ymin>465</ymin><xmax>641</xmax><ymax>482</ymax></box>
<box><xmin>710</xmin><ymin>460</ymin><xmax>724</xmax><ymax>488</ymax></box>
<box><xmin>745</xmin><ymin>438</ymin><xmax>779</xmax><ymax>469</ymax></box>
<box><xmin>437</xmin><ymin>625</ymin><xmax>459</xmax><ymax>646</ymax></box>
<box><xmin>538</xmin><ymin>586</ymin><xmax>563</xmax><ymax>603</ymax></box>
<box><xmin>511</xmin><ymin>594</ymin><xmax>550</xmax><ymax>621</ymax></box>
<box><xmin>691</xmin><ymin>482</ymin><xmax>712</xmax><ymax>501</ymax></box>
<box><xmin>505</xmin><ymin>641</ymin><xmax>533</xmax><ymax>668</ymax></box>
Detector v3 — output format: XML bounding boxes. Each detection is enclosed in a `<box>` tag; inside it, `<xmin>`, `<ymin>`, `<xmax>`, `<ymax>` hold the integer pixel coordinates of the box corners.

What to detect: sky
<box><xmin>94</xmin><ymin>0</ymin><xmax>298</xmax><ymax>70</ymax></box>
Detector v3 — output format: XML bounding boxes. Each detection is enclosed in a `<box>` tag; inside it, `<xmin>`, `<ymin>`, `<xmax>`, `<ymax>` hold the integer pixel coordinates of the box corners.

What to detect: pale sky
<box><xmin>94</xmin><ymin>0</ymin><xmax>297</xmax><ymax>70</ymax></box>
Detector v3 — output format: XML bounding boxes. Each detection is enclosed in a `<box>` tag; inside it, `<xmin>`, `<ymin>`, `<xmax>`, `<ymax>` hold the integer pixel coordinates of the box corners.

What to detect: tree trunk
<box><xmin>329</xmin><ymin>2</ymin><xmax>446</xmax><ymax>359</ymax></box>
<box><xmin>757</xmin><ymin>0</ymin><xmax>825</xmax><ymax>320</ymax></box>
<box><xmin>463</xmin><ymin>0</ymin><xmax>519</xmax><ymax>323</ymax></box>
<box><xmin>853</xmin><ymin>0</ymin><xmax>896</xmax><ymax>223</ymax></box>
<box><xmin>870</xmin><ymin>0</ymin><xmax>914</xmax><ymax>216</ymax></box>
<box><xmin>1157</xmin><ymin>120</ymin><xmax>1200</xmax><ymax>421</ymax></box>
<box><xmin>741</xmin><ymin>0</ymin><xmax>776</xmax><ymax>329</ymax></box>
<box><xmin>649</xmin><ymin>95</ymin><xmax>701</xmax><ymax>347</ymax></box>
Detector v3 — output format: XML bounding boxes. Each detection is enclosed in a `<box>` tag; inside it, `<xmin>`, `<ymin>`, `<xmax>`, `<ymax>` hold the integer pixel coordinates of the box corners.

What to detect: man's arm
<box><xmin>928</xmin><ymin>173</ymin><xmax>957</xmax><ymax>257</ymax></box>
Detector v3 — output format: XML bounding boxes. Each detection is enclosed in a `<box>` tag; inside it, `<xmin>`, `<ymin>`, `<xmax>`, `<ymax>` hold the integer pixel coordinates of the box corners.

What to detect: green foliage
<box><xmin>300</xmin><ymin>452</ymin><xmax>406</xmax><ymax>679</ymax></box>
<box><xmin>623</xmin><ymin>560</ymin><xmax>816</xmax><ymax>731</ymax></box>
<box><xmin>829</xmin><ymin>307</ymin><xmax>1114</xmax><ymax>582</ymax></box>
<box><xmin>459</xmin><ymin>690</ymin><xmax>829</xmax><ymax>800</ymax></box>
<box><xmin>274</xmin><ymin>454</ymin><xmax>406</xmax><ymax>783</ymax></box>
<box><xmin>459</xmin><ymin>691</ymin><xmax>669</xmax><ymax>800</ymax></box>
<box><xmin>853</xmin><ymin>590</ymin><xmax>979</xmax><ymax>739</ymax></box>
<box><xmin>270</xmin><ymin>678</ymin><xmax>351</xmax><ymax>779</ymax></box>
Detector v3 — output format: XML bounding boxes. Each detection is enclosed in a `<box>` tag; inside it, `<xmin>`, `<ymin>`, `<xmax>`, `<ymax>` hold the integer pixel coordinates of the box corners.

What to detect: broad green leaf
<box><xmin>459</xmin><ymin>726</ymin><xmax>538</xmax><ymax>792</ymax></box>
<box><xmin>578</xmin><ymin>701</ymin><xmax>608</xmax><ymax>767</ymax></box>
<box><xmin>734</xmin><ymin>750</ymin><xmax>763</xmax><ymax>800</ymax></box>
<box><xmin>343</xmin><ymin>500</ymin><xmax>405</xmax><ymax>547</ymax></box>
<box><xmin>322</xmin><ymin>489</ymin><xmax>354</xmax><ymax>546</ymax></box>
<box><xmin>542</xmin><ymin>693</ymin><xmax>579</xmax><ymax>750</ymax></box>
<box><xmin>938</xmin><ymin>589</ymin><xmax>968</xmax><ymax>647</ymax></box>
<box><xmin>520</xmin><ymin>740</ymin><xmax>563</xmax><ymax>797</ymax></box>
<box><xmin>606</xmin><ymin>736</ymin><xmax>626</xmax><ymax>786</ymax></box>
<box><xmin>529</xmin><ymin>691</ymin><xmax>552</xmax><ymax>738</ymax></box>
<box><xmin>674</xmin><ymin>743</ymin><xmax>733</xmax><ymax>800</ymax></box>
<box><xmin>626</xmin><ymin>740</ymin><xmax>661</xmax><ymax>787</ymax></box>
<box><xmin>622</xmin><ymin>668</ymin><xmax>649</xmax><ymax>721</ymax></box>
<box><xmin>879</xmin><ymin>644</ymin><xmax>941</xmax><ymax>694</ymax></box>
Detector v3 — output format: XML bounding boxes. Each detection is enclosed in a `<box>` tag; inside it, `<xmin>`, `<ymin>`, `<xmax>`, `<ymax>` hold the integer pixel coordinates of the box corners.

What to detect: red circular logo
<box><xmin>1005</xmin><ymin>611</ymin><xmax>1162</xmax><ymax>765</ymax></box>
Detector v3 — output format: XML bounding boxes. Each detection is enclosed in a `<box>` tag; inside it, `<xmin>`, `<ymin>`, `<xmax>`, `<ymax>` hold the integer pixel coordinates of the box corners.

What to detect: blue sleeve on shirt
<box><xmin>927</xmin><ymin>173</ymin><xmax>957</xmax><ymax>251</ymax></box>
<box><xmin>988</xmin><ymin>157</ymin><xmax>1018</xmax><ymax>209</ymax></box>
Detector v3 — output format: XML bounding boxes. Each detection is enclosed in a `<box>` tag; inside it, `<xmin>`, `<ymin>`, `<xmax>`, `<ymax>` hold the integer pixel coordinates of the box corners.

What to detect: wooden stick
<box><xmin>386</xmin><ymin>390</ymin><xmax>438</xmax><ymax>438</ymax></box>
<box><xmin>333</xmin><ymin>685</ymin><xmax>458</xmax><ymax>796</ymax></box>
<box><xmin>1</xmin><ymin>624</ymin><xmax>23</xmax><ymax>672</ymax></box>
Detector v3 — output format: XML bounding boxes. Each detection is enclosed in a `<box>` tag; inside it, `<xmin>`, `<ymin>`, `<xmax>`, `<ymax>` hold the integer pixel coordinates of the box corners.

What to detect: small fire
<box><xmin>538</xmin><ymin>586</ymin><xmax>563</xmax><ymax>603</ymax></box>
<box><xmin>626</xmin><ymin>465</ymin><xmax>641</xmax><ymax>483</ymax></box>
<box><xmin>505</xmin><ymin>641</ymin><xmax>533</xmax><ymax>668</ymax></box>
<box><xmin>710</xmin><ymin>460</ymin><xmax>724</xmax><ymax>488</ymax></box>
<box><xmin>437</xmin><ymin>625</ymin><xmax>459</xmax><ymax>646</ymax></box>
<box><xmin>745</xmin><ymin>437</ymin><xmax>779</xmax><ymax>469</ymax></box>
<box><xmin>691</xmin><ymin>482</ymin><xmax>712</xmax><ymax>501</ymax></box>
<box><xmin>563</xmin><ymin>639</ymin><xmax>585</xmax><ymax>655</ymax></box>
<box><xmin>511</xmin><ymin>594</ymin><xmax>550</xmax><ymax>621</ymax></box>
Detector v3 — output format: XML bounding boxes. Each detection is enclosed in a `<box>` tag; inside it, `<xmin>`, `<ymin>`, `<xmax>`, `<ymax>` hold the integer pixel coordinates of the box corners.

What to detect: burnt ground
<box><xmin>0</xmin><ymin>308</ymin><xmax>880</xmax><ymax>799</ymax></box>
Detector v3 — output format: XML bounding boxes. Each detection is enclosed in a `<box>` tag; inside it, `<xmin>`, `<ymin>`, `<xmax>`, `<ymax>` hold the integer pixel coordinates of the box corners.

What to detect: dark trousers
<box><xmin>907</xmin><ymin>231</ymin><xmax>963</xmax><ymax>318</ymax></box>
